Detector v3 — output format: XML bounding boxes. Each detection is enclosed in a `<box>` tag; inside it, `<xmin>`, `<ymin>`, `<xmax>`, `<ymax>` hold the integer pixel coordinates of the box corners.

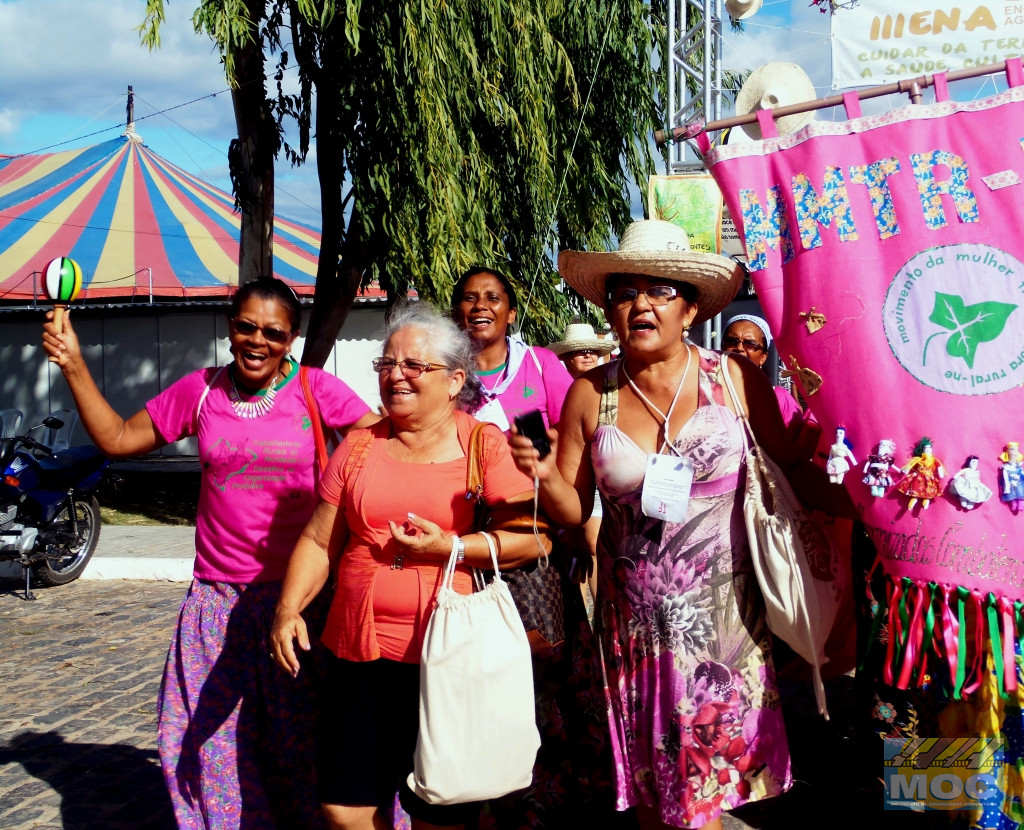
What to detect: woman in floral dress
<box><xmin>510</xmin><ymin>220</ymin><xmax>852</xmax><ymax>829</ymax></box>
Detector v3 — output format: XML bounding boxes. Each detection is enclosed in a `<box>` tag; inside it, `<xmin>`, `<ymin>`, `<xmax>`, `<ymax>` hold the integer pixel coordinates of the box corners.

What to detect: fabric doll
<box><xmin>825</xmin><ymin>425</ymin><xmax>857</xmax><ymax>484</ymax></box>
<box><xmin>948</xmin><ymin>455</ymin><xmax>993</xmax><ymax>510</ymax></box>
<box><xmin>862</xmin><ymin>438</ymin><xmax>900</xmax><ymax>498</ymax></box>
<box><xmin>896</xmin><ymin>437</ymin><xmax>944</xmax><ymax>510</ymax></box>
<box><xmin>1000</xmin><ymin>442</ymin><xmax>1024</xmax><ymax>514</ymax></box>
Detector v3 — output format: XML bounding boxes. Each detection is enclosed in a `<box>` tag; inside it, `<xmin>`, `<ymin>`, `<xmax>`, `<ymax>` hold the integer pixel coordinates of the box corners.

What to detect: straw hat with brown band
<box><xmin>557</xmin><ymin>219</ymin><xmax>744</xmax><ymax>327</ymax></box>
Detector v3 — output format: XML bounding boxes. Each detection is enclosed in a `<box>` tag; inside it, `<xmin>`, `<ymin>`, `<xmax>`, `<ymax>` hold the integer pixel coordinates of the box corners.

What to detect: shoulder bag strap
<box><xmin>718</xmin><ymin>353</ymin><xmax>754</xmax><ymax>456</ymax></box>
<box><xmin>467</xmin><ymin>421</ymin><xmax>488</xmax><ymax>503</ymax></box>
<box><xmin>300</xmin><ymin>365</ymin><xmax>329</xmax><ymax>477</ymax></box>
<box><xmin>527</xmin><ymin>345</ymin><xmax>543</xmax><ymax>376</ymax></box>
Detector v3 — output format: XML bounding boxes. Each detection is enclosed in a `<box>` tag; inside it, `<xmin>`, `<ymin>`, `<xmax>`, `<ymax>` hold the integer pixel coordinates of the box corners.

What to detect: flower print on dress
<box><xmin>741</xmin><ymin>706</ymin><xmax>790</xmax><ymax>779</ymax></box>
<box><xmin>873</xmin><ymin>698</ymin><xmax>896</xmax><ymax>723</ymax></box>
<box><xmin>626</xmin><ymin>557</ymin><xmax>716</xmax><ymax>654</ymax></box>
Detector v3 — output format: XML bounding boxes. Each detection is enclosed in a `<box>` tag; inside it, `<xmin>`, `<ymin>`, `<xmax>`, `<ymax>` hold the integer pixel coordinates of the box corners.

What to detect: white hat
<box><xmin>558</xmin><ymin>219</ymin><xmax>744</xmax><ymax>327</ymax></box>
<box><xmin>725</xmin><ymin>314</ymin><xmax>772</xmax><ymax>349</ymax></box>
<box><xmin>736</xmin><ymin>62</ymin><xmax>817</xmax><ymax>139</ymax></box>
<box><xmin>724</xmin><ymin>0</ymin><xmax>762</xmax><ymax>20</ymax></box>
<box><xmin>547</xmin><ymin>323</ymin><xmax>617</xmax><ymax>357</ymax></box>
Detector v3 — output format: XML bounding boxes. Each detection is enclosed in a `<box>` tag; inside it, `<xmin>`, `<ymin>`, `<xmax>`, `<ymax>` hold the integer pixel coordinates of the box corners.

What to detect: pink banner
<box><xmin>703</xmin><ymin>69</ymin><xmax>1024</xmax><ymax>601</ymax></box>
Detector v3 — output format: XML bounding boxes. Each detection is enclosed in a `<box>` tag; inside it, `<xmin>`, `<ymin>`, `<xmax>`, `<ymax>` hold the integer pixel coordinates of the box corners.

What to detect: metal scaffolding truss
<box><xmin>666</xmin><ymin>0</ymin><xmax>723</xmax><ymax>173</ymax></box>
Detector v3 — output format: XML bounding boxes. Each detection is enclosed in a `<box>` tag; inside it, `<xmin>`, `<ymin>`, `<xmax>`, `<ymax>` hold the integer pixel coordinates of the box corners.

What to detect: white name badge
<box><xmin>641</xmin><ymin>454</ymin><xmax>694</xmax><ymax>522</ymax></box>
<box><xmin>475</xmin><ymin>398</ymin><xmax>510</xmax><ymax>432</ymax></box>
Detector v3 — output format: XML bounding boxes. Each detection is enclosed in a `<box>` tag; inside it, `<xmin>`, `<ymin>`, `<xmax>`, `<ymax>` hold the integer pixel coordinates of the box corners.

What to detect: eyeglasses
<box><xmin>722</xmin><ymin>335</ymin><xmax>767</xmax><ymax>353</ymax></box>
<box><xmin>569</xmin><ymin>349</ymin><xmax>601</xmax><ymax>358</ymax></box>
<box><xmin>372</xmin><ymin>357</ymin><xmax>450</xmax><ymax>377</ymax></box>
<box><xmin>230</xmin><ymin>318</ymin><xmax>293</xmax><ymax>345</ymax></box>
<box><xmin>607</xmin><ymin>285</ymin><xmax>680</xmax><ymax>308</ymax></box>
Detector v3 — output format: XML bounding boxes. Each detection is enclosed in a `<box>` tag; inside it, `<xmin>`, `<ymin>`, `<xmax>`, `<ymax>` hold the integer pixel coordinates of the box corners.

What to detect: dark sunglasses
<box><xmin>372</xmin><ymin>357</ymin><xmax>450</xmax><ymax>378</ymax></box>
<box><xmin>230</xmin><ymin>318</ymin><xmax>293</xmax><ymax>345</ymax></box>
<box><xmin>722</xmin><ymin>335</ymin><xmax>766</xmax><ymax>353</ymax></box>
<box><xmin>569</xmin><ymin>349</ymin><xmax>601</xmax><ymax>358</ymax></box>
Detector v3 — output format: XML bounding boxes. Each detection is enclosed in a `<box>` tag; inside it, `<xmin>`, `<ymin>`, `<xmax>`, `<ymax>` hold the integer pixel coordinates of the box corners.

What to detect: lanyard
<box><xmin>621</xmin><ymin>346</ymin><xmax>692</xmax><ymax>457</ymax></box>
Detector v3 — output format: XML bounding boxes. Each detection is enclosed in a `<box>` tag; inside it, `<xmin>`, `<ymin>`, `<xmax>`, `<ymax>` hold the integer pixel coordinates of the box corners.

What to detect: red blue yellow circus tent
<box><xmin>0</xmin><ymin>130</ymin><xmax>323</xmax><ymax>301</ymax></box>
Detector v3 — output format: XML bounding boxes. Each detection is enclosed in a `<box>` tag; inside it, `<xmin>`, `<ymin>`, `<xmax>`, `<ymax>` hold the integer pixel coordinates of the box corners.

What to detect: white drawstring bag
<box><xmin>720</xmin><ymin>354</ymin><xmax>842</xmax><ymax>719</ymax></box>
<box><xmin>407</xmin><ymin>532</ymin><xmax>540</xmax><ymax>804</ymax></box>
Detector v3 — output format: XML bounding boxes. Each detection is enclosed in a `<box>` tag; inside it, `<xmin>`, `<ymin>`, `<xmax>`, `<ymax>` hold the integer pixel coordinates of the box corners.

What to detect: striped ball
<box><xmin>43</xmin><ymin>257</ymin><xmax>83</xmax><ymax>303</ymax></box>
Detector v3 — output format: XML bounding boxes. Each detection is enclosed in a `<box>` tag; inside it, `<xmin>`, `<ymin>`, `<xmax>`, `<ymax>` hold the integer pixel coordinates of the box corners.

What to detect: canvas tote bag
<box><xmin>720</xmin><ymin>354</ymin><xmax>842</xmax><ymax>718</ymax></box>
<box><xmin>408</xmin><ymin>532</ymin><xmax>540</xmax><ymax>804</ymax></box>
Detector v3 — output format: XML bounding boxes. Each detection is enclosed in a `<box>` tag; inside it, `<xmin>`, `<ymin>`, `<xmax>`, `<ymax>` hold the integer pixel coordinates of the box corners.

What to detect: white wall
<box><xmin>0</xmin><ymin>305</ymin><xmax>387</xmax><ymax>453</ymax></box>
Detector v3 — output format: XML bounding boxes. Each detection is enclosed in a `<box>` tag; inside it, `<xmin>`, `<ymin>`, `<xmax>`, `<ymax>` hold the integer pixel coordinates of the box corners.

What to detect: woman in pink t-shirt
<box><xmin>271</xmin><ymin>303</ymin><xmax>541</xmax><ymax>830</ymax></box>
<box><xmin>43</xmin><ymin>277</ymin><xmax>376</xmax><ymax>830</ymax></box>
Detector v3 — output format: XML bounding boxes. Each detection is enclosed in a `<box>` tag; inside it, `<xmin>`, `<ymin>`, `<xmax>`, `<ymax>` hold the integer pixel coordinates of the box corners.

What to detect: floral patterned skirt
<box><xmin>157</xmin><ymin>579</ymin><xmax>329</xmax><ymax>830</ymax></box>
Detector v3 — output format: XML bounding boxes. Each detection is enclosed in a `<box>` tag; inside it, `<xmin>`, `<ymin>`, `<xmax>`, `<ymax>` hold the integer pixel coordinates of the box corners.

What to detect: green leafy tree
<box><xmin>140</xmin><ymin>1</ymin><xmax>669</xmax><ymax>365</ymax></box>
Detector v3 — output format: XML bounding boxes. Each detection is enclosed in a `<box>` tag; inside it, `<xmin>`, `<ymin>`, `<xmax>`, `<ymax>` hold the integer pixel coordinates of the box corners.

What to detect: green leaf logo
<box><xmin>922</xmin><ymin>292</ymin><xmax>1017</xmax><ymax>369</ymax></box>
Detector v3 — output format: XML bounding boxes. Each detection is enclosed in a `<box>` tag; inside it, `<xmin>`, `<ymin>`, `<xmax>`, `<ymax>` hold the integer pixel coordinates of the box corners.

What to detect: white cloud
<box><xmin>0</xmin><ymin>0</ymin><xmax>234</xmax><ymax>141</ymax></box>
<box><xmin>0</xmin><ymin>0</ymin><xmax>320</xmax><ymax>224</ymax></box>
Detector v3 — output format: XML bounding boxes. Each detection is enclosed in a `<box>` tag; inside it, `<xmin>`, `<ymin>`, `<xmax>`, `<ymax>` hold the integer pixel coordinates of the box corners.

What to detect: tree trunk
<box><xmin>301</xmin><ymin>24</ymin><xmax>366</xmax><ymax>367</ymax></box>
<box><xmin>231</xmin><ymin>0</ymin><xmax>275</xmax><ymax>287</ymax></box>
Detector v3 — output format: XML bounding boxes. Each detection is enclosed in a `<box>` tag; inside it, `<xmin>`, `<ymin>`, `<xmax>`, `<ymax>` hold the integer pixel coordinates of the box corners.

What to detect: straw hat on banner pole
<box><xmin>735</xmin><ymin>61</ymin><xmax>817</xmax><ymax>140</ymax></box>
<box><xmin>724</xmin><ymin>0</ymin><xmax>762</xmax><ymax>20</ymax></box>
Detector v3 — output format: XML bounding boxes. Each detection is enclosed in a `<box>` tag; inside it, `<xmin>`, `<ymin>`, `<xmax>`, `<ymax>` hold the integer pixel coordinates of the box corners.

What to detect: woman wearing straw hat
<box><xmin>548</xmin><ymin>322</ymin><xmax>616</xmax><ymax>380</ymax></box>
<box><xmin>511</xmin><ymin>219</ymin><xmax>850</xmax><ymax>829</ymax></box>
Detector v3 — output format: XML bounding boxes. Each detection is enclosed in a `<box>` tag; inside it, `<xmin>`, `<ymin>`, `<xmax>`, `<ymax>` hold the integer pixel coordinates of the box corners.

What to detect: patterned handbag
<box><xmin>466</xmin><ymin>421</ymin><xmax>565</xmax><ymax>654</ymax></box>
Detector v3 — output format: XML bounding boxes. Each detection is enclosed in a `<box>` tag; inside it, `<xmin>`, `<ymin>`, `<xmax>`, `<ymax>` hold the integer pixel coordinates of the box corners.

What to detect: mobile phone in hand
<box><xmin>514</xmin><ymin>409</ymin><xmax>551</xmax><ymax>459</ymax></box>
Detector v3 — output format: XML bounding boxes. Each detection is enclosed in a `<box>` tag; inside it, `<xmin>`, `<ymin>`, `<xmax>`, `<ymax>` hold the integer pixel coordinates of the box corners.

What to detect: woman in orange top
<box><xmin>270</xmin><ymin>303</ymin><xmax>542</xmax><ymax>830</ymax></box>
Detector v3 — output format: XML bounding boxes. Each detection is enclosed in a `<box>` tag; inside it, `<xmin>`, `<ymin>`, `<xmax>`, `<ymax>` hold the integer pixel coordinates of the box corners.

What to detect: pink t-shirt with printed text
<box><xmin>146</xmin><ymin>366</ymin><xmax>370</xmax><ymax>583</ymax></box>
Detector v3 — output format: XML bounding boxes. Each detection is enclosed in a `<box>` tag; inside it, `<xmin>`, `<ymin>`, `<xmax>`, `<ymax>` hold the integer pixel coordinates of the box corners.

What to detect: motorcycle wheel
<box><xmin>32</xmin><ymin>495</ymin><xmax>101</xmax><ymax>587</ymax></box>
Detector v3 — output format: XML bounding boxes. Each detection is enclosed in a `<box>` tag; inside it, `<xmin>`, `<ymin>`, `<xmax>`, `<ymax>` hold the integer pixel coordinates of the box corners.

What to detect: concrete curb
<box><xmin>0</xmin><ymin>524</ymin><xmax>196</xmax><ymax>582</ymax></box>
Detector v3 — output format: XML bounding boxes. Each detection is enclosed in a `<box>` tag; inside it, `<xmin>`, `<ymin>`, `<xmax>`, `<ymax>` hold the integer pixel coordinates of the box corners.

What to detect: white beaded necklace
<box><xmin>229</xmin><ymin>369</ymin><xmax>281</xmax><ymax>419</ymax></box>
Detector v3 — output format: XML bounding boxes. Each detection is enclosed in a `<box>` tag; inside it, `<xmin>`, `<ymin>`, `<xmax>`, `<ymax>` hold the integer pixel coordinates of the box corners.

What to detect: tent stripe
<box><xmin>0</xmin><ymin>148</ymin><xmax>125</xmax><ymax>297</ymax></box>
<box><xmin>138</xmin><ymin>148</ymin><xmax>237</xmax><ymax>285</ymax></box>
<box><xmin>91</xmin><ymin>148</ymin><xmax>139</xmax><ymax>292</ymax></box>
<box><xmin>0</xmin><ymin>143</ymin><xmax>119</xmax><ymax>208</ymax></box>
<box><xmin>130</xmin><ymin>147</ymin><xmax>190</xmax><ymax>294</ymax></box>
<box><xmin>0</xmin><ymin>136</ymin><xmax>325</xmax><ymax>300</ymax></box>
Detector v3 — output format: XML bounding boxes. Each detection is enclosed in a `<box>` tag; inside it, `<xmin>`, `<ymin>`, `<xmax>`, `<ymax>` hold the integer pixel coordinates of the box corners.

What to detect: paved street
<box><xmin>0</xmin><ymin>579</ymin><xmax>183</xmax><ymax>829</ymax></box>
<box><xmin>0</xmin><ymin>526</ymin><xmax>889</xmax><ymax>829</ymax></box>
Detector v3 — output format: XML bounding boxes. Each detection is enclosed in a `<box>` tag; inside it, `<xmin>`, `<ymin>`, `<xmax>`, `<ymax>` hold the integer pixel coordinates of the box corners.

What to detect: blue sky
<box><xmin>1</xmin><ymin>0</ymin><xmax>1009</xmax><ymax>231</ymax></box>
<box><xmin>0</xmin><ymin>0</ymin><xmax>322</xmax><ymax>225</ymax></box>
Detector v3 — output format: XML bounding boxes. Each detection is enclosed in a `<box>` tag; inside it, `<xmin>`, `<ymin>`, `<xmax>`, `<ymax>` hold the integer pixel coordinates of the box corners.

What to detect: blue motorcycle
<box><xmin>0</xmin><ymin>416</ymin><xmax>114</xmax><ymax>599</ymax></box>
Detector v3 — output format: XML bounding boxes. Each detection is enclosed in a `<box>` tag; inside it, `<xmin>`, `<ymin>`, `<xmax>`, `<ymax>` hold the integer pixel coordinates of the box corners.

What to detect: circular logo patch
<box><xmin>882</xmin><ymin>244</ymin><xmax>1024</xmax><ymax>395</ymax></box>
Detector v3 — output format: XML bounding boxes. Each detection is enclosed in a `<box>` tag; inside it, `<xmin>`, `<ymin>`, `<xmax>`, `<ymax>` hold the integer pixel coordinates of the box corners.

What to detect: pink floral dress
<box><xmin>591</xmin><ymin>350</ymin><xmax>791</xmax><ymax>828</ymax></box>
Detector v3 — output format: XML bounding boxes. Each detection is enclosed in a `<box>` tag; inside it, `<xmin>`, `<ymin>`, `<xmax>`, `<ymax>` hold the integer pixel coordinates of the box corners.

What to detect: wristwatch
<box><xmin>456</xmin><ymin>536</ymin><xmax>466</xmax><ymax>563</ymax></box>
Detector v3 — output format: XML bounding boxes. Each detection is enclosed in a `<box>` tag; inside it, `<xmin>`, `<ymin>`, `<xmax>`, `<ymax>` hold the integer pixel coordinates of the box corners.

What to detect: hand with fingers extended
<box><xmin>41</xmin><ymin>309</ymin><xmax>83</xmax><ymax>369</ymax></box>
<box><xmin>270</xmin><ymin>605</ymin><xmax>310</xmax><ymax>678</ymax></box>
<box><xmin>509</xmin><ymin>423</ymin><xmax>559</xmax><ymax>482</ymax></box>
<box><xmin>388</xmin><ymin>512</ymin><xmax>451</xmax><ymax>560</ymax></box>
